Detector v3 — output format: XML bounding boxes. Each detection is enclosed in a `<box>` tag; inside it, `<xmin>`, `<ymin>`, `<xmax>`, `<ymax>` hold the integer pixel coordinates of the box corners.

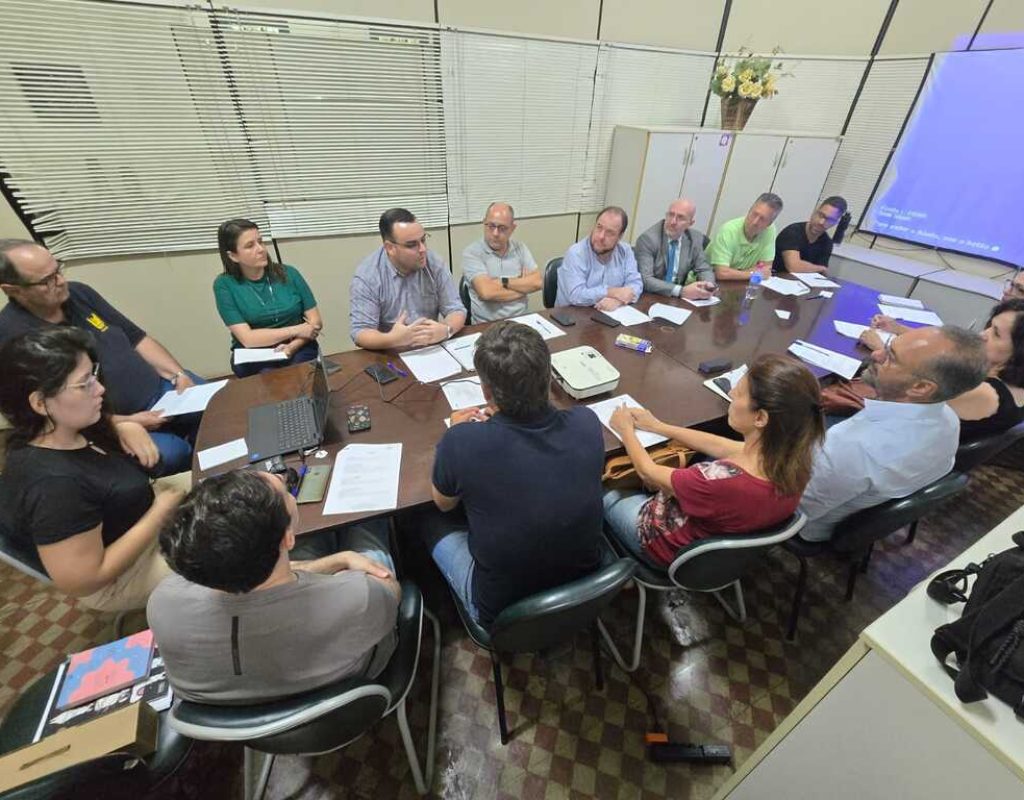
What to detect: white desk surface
<box><xmin>863</xmin><ymin>504</ymin><xmax>1024</xmax><ymax>779</ymax></box>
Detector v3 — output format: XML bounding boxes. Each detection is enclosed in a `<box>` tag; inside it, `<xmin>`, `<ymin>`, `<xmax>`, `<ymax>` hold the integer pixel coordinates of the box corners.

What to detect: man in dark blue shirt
<box><xmin>0</xmin><ymin>239</ymin><xmax>202</xmax><ymax>476</ymax></box>
<box><xmin>427</xmin><ymin>320</ymin><xmax>605</xmax><ymax>627</ymax></box>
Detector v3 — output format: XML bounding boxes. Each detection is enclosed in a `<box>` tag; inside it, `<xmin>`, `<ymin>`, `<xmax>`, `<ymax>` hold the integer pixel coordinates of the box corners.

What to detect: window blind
<box><xmin>441</xmin><ymin>30</ymin><xmax>598</xmax><ymax>224</ymax></box>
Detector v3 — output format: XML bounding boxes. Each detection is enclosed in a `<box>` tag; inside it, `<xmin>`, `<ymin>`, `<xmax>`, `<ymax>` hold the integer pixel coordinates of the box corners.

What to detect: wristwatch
<box><xmin>501</xmin><ymin>276</ymin><xmax>509</xmax><ymax>289</ymax></box>
<box><xmin>170</xmin><ymin>370</ymin><xmax>185</xmax><ymax>386</ymax></box>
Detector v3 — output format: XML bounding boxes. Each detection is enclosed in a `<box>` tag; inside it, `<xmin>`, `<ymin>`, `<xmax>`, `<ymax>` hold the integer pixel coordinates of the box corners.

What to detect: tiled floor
<box><xmin>2</xmin><ymin>462</ymin><xmax>1022</xmax><ymax>799</ymax></box>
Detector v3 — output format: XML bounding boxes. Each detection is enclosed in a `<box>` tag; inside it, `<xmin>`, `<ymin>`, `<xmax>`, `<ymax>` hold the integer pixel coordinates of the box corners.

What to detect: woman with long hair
<box><xmin>604</xmin><ymin>353</ymin><xmax>825</xmax><ymax>567</ymax></box>
<box><xmin>0</xmin><ymin>327</ymin><xmax>183</xmax><ymax>610</ymax></box>
<box><xmin>214</xmin><ymin>218</ymin><xmax>323</xmax><ymax>377</ymax></box>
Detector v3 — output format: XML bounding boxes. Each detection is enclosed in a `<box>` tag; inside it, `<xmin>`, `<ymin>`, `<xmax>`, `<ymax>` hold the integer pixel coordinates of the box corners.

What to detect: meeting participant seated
<box><xmin>0</xmin><ymin>328</ymin><xmax>184</xmax><ymax>611</ymax></box>
<box><xmin>350</xmin><ymin>208</ymin><xmax>466</xmax><ymax>350</ymax></box>
<box><xmin>706</xmin><ymin>193</ymin><xmax>784</xmax><ymax>282</ymax></box>
<box><xmin>1002</xmin><ymin>269</ymin><xmax>1024</xmax><ymax>303</ymax></box>
<box><xmin>773</xmin><ymin>196</ymin><xmax>849</xmax><ymax>275</ymax></box>
<box><xmin>423</xmin><ymin>321</ymin><xmax>605</xmax><ymax>628</ymax></box>
<box><xmin>214</xmin><ymin>218</ymin><xmax>323</xmax><ymax>379</ymax></box>
<box><xmin>0</xmin><ymin>239</ymin><xmax>202</xmax><ymax>476</ymax></box>
<box><xmin>603</xmin><ymin>354</ymin><xmax>824</xmax><ymax>568</ymax></box>
<box><xmin>634</xmin><ymin>198</ymin><xmax>717</xmax><ymax>299</ymax></box>
<box><xmin>462</xmin><ymin>202</ymin><xmax>541</xmax><ymax>322</ymax></box>
<box><xmin>148</xmin><ymin>470</ymin><xmax>399</xmax><ymax>704</ymax></box>
<box><xmin>556</xmin><ymin>206</ymin><xmax>643</xmax><ymax>310</ymax></box>
<box><xmin>861</xmin><ymin>300</ymin><xmax>1024</xmax><ymax>442</ymax></box>
<box><xmin>799</xmin><ymin>326</ymin><xmax>987</xmax><ymax>542</ymax></box>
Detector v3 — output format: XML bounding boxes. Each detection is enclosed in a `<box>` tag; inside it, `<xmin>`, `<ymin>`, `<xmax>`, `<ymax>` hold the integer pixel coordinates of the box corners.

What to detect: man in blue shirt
<box><xmin>555</xmin><ymin>206</ymin><xmax>644</xmax><ymax>310</ymax></box>
<box><xmin>425</xmin><ymin>321</ymin><xmax>605</xmax><ymax>627</ymax></box>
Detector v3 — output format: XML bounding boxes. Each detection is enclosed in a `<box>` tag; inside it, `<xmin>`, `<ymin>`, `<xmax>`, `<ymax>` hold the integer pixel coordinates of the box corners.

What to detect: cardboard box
<box><xmin>0</xmin><ymin>700</ymin><xmax>158</xmax><ymax>793</ymax></box>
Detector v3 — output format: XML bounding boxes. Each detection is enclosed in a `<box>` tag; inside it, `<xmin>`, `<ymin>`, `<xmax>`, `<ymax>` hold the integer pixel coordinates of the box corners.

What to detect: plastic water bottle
<box><xmin>744</xmin><ymin>272</ymin><xmax>763</xmax><ymax>302</ymax></box>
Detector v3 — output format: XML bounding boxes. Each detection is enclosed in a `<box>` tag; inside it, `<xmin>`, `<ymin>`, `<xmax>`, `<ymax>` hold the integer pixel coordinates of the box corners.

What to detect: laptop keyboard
<box><xmin>275</xmin><ymin>398</ymin><xmax>316</xmax><ymax>451</ymax></box>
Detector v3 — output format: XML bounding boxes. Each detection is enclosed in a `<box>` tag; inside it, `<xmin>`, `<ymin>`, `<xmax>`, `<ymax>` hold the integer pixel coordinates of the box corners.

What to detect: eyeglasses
<box><xmin>484</xmin><ymin>223</ymin><xmax>511</xmax><ymax>234</ymax></box>
<box><xmin>387</xmin><ymin>234</ymin><xmax>429</xmax><ymax>251</ymax></box>
<box><xmin>66</xmin><ymin>362</ymin><xmax>101</xmax><ymax>392</ymax></box>
<box><xmin>1003</xmin><ymin>276</ymin><xmax>1024</xmax><ymax>298</ymax></box>
<box><xmin>20</xmin><ymin>262</ymin><xmax>65</xmax><ymax>289</ymax></box>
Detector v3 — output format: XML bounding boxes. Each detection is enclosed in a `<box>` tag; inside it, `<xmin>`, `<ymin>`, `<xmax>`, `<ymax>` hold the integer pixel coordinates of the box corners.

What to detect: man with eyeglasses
<box><xmin>0</xmin><ymin>239</ymin><xmax>203</xmax><ymax>477</ymax></box>
<box><xmin>461</xmin><ymin>202</ymin><xmax>541</xmax><ymax>322</ymax></box>
<box><xmin>1002</xmin><ymin>270</ymin><xmax>1024</xmax><ymax>303</ymax></box>
<box><xmin>798</xmin><ymin>325</ymin><xmax>988</xmax><ymax>542</ymax></box>
<box><xmin>350</xmin><ymin>208</ymin><xmax>466</xmax><ymax>350</ymax></box>
<box><xmin>634</xmin><ymin>198</ymin><xmax>716</xmax><ymax>299</ymax></box>
<box><xmin>555</xmin><ymin>206</ymin><xmax>644</xmax><ymax>309</ymax></box>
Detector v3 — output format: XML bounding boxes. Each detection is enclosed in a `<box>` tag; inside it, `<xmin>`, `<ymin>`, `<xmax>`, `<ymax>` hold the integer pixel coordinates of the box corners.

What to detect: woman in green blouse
<box><xmin>214</xmin><ymin>219</ymin><xmax>324</xmax><ymax>378</ymax></box>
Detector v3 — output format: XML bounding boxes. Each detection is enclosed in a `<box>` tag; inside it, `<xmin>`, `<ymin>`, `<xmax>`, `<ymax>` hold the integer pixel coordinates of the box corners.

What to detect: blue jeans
<box><xmin>602</xmin><ymin>489</ymin><xmax>665</xmax><ymax>569</ymax></box>
<box><xmin>421</xmin><ymin>509</ymin><xmax>479</xmax><ymax>623</ymax></box>
<box><xmin>144</xmin><ymin>370</ymin><xmax>205</xmax><ymax>477</ymax></box>
<box><xmin>231</xmin><ymin>340</ymin><xmax>319</xmax><ymax>379</ymax></box>
<box><xmin>291</xmin><ymin>519</ymin><xmax>395</xmax><ymax>573</ymax></box>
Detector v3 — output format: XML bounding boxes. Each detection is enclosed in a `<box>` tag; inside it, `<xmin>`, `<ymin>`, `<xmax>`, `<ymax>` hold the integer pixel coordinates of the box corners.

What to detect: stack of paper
<box><xmin>509</xmin><ymin>313</ymin><xmax>565</xmax><ymax>340</ymax></box>
<box><xmin>649</xmin><ymin>303</ymin><xmax>692</xmax><ymax>325</ymax></box>
<box><xmin>442</xmin><ymin>333</ymin><xmax>481</xmax><ymax>371</ymax></box>
<box><xmin>877</xmin><ymin>304</ymin><xmax>944</xmax><ymax>326</ymax></box>
<box><xmin>323</xmin><ymin>443</ymin><xmax>402</xmax><ymax>514</ymax></box>
<box><xmin>704</xmin><ymin>364</ymin><xmax>748</xmax><ymax>402</ymax></box>
<box><xmin>400</xmin><ymin>345</ymin><xmax>462</xmax><ymax>383</ymax></box>
<box><xmin>793</xmin><ymin>273</ymin><xmax>841</xmax><ymax>289</ymax></box>
<box><xmin>761</xmin><ymin>277</ymin><xmax>811</xmax><ymax>296</ymax></box>
<box><xmin>602</xmin><ymin>305</ymin><xmax>652</xmax><ymax>326</ymax></box>
<box><xmin>233</xmin><ymin>348</ymin><xmax>289</xmax><ymax>365</ymax></box>
<box><xmin>833</xmin><ymin>320</ymin><xmax>895</xmax><ymax>346</ymax></box>
<box><xmin>197</xmin><ymin>438</ymin><xmax>249</xmax><ymax>470</ymax></box>
<box><xmin>878</xmin><ymin>294</ymin><xmax>923</xmax><ymax>309</ymax></box>
<box><xmin>787</xmin><ymin>340</ymin><xmax>862</xmax><ymax>380</ymax></box>
<box><xmin>440</xmin><ymin>376</ymin><xmax>487</xmax><ymax>410</ymax></box>
<box><xmin>586</xmin><ymin>394</ymin><xmax>668</xmax><ymax>449</ymax></box>
<box><xmin>152</xmin><ymin>380</ymin><xmax>228</xmax><ymax>417</ymax></box>
<box><xmin>683</xmin><ymin>295</ymin><xmax>721</xmax><ymax>308</ymax></box>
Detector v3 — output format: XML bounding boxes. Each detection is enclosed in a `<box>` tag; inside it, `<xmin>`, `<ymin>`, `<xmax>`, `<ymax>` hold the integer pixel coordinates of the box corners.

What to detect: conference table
<box><xmin>193</xmin><ymin>275</ymin><xmax>886</xmax><ymax>535</ymax></box>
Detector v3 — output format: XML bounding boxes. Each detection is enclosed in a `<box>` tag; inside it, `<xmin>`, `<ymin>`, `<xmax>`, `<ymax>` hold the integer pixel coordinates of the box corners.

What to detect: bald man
<box><xmin>634</xmin><ymin>199</ymin><xmax>716</xmax><ymax>299</ymax></box>
<box><xmin>462</xmin><ymin>202</ymin><xmax>541</xmax><ymax>322</ymax></box>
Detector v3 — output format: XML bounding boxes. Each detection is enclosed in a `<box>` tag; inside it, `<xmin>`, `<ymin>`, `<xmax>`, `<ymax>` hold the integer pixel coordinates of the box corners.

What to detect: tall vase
<box><xmin>720</xmin><ymin>96</ymin><xmax>758</xmax><ymax>130</ymax></box>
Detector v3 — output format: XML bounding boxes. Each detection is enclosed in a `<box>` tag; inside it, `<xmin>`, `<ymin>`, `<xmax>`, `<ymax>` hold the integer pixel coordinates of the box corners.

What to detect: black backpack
<box><xmin>929</xmin><ymin>531</ymin><xmax>1024</xmax><ymax>719</ymax></box>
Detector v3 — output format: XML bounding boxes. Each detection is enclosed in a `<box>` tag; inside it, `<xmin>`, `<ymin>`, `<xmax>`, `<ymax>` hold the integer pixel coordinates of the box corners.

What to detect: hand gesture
<box><xmin>153</xmin><ymin>485</ymin><xmax>186</xmax><ymax>512</ymax></box>
<box><xmin>682</xmin><ymin>281</ymin><xmax>715</xmax><ymax>300</ymax></box>
<box><xmin>858</xmin><ymin>329</ymin><xmax>885</xmax><ymax>352</ymax></box>
<box><xmin>870</xmin><ymin>314</ymin><xmax>900</xmax><ymax>334</ymax></box>
<box><xmin>114</xmin><ymin>421</ymin><xmax>160</xmax><ymax>469</ymax></box>
<box><xmin>629</xmin><ymin>407</ymin><xmax>661</xmax><ymax>432</ymax></box>
<box><xmin>595</xmin><ymin>296</ymin><xmax>623</xmax><ymax>312</ymax></box>
<box><xmin>607</xmin><ymin>286</ymin><xmax>636</xmax><ymax>305</ymax></box>
<box><xmin>608</xmin><ymin>404</ymin><xmax>636</xmax><ymax>436</ymax></box>
<box><xmin>390</xmin><ymin>311</ymin><xmax>420</xmax><ymax>348</ymax></box>
<box><xmin>340</xmin><ymin>550</ymin><xmax>393</xmax><ymax>579</ymax></box>
<box><xmin>173</xmin><ymin>373</ymin><xmax>196</xmax><ymax>394</ymax></box>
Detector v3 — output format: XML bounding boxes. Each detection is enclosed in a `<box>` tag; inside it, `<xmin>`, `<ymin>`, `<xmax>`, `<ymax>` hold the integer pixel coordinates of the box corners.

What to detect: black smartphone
<box><xmin>591</xmin><ymin>311</ymin><xmax>621</xmax><ymax>328</ymax></box>
<box><xmin>550</xmin><ymin>310</ymin><xmax>576</xmax><ymax>327</ymax></box>
<box><xmin>698</xmin><ymin>358</ymin><xmax>733</xmax><ymax>375</ymax></box>
<box><xmin>364</xmin><ymin>364</ymin><xmax>398</xmax><ymax>385</ymax></box>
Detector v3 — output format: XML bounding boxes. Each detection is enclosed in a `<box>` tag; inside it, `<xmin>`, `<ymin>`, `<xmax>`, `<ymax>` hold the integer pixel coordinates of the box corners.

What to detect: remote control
<box><xmin>648</xmin><ymin>743</ymin><xmax>732</xmax><ymax>765</ymax></box>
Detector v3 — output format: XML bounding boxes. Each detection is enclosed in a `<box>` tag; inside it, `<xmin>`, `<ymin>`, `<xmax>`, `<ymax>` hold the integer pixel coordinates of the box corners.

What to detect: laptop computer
<box><xmin>247</xmin><ymin>351</ymin><xmax>331</xmax><ymax>462</ymax></box>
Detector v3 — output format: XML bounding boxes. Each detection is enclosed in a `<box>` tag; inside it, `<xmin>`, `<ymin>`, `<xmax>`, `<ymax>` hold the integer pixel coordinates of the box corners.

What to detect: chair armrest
<box><xmin>377</xmin><ymin>580</ymin><xmax>424</xmax><ymax>710</ymax></box>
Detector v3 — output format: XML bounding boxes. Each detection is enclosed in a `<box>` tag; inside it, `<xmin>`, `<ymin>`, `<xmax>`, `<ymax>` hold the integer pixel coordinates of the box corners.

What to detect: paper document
<box><xmin>602</xmin><ymin>305</ymin><xmax>652</xmax><ymax>326</ymax></box>
<box><xmin>400</xmin><ymin>345</ymin><xmax>462</xmax><ymax>383</ymax></box>
<box><xmin>683</xmin><ymin>295</ymin><xmax>721</xmax><ymax>308</ymax></box>
<box><xmin>442</xmin><ymin>333</ymin><xmax>481</xmax><ymax>371</ymax></box>
<box><xmin>819</xmin><ymin>291</ymin><xmax>834</xmax><ymax>299</ymax></box>
<box><xmin>197</xmin><ymin>438</ymin><xmax>249</xmax><ymax>471</ymax></box>
<box><xmin>775</xmin><ymin>310</ymin><xmax>791</xmax><ymax>320</ymax></box>
<box><xmin>879</xmin><ymin>294</ymin><xmax>923</xmax><ymax>309</ymax></box>
<box><xmin>151</xmin><ymin>379</ymin><xmax>228</xmax><ymax>417</ymax></box>
<box><xmin>509</xmin><ymin>313</ymin><xmax>565</xmax><ymax>340</ymax></box>
<box><xmin>788</xmin><ymin>340</ymin><xmax>862</xmax><ymax>380</ymax></box>
<box><xmin>587</xmin><ymin>394</ymin><xmax>668</xmax><ymax>449</ymax></box>
<box><xmin>761</xmin><ymin>277</ymin><xmax>810</xmax><ymax>296</ymax></box>
<box><xmin>703</xmin><ymin>364</ymin><xmax>748</xmax><ymax>402</ymax></box>
<box><xmin>323</xmin><ymin>443</ymin><xmax>402</xmax><ymax>515</ymax></box>
<box><xmin>233</xmin><ymin>348</ymin><xmax>288</xmax><ymax>365</ymax></box>
<box><xmin>878</xmin><ymin>304</ymin><xmax>944</xmax><ymax>326</ymax></box>
<box><xmin>441</xmin><ymin>376</ymin><xmax>487</xmax><ymax>410</ymax></box>
<box><xmin>648</xmin><ymin>303</ymin><xmax>692</xmax><ymax>326</ymax></box>
<box><xmin>833</xmin><ymin>320</ymin><xmax>895</xmax><ymax>346</ymax></box>
<box><xmin>793</xmin><ymin>273</ymin><xmax>840</xmax><ymax>289</ymax></box>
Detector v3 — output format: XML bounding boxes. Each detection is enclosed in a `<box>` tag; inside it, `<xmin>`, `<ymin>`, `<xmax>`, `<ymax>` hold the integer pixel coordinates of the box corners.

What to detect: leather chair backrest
<box><xmin>458</xmin><ymin>274</ymin><xmax>472</xmax><ymax>326</ymax></box>
<box><xmin>543</xmin><ymin>258</ymin><xmax>562</xmax><ymax>309</ymax></box>
<box><xmin>489</xmin><ymin>558</ymin><xmax>635</xmax><ymax>654</ymax></box>
<box><xmin>0</xmin><ymin>475</ymin><xmax>48</xmax><ymax>580</ymax></box>
<box><xmin>668</xmin><ymin>513</ymin><xmax>805</xmax><ymax>591</ymax></box>
<box><xmin>955</xmin><ymin>419</ymin><xmax>1024</xmax><ymax>473</ymax></box>
<box><xmin>831</xmin><ymin>471</ymin><xmax>969</xmax><ymax>555</ymax></box>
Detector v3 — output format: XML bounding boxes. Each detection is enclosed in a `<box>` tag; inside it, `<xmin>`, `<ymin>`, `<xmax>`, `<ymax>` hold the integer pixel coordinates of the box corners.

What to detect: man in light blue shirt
<box><xmin>555</xmin><ymin>206</ymin><xmax>644</xmax><ymax>310</ymax></box>
<box><xmin>799</xmin><ymin>326</ymin><xmax>987</xmax><ymax>542</ymax></box>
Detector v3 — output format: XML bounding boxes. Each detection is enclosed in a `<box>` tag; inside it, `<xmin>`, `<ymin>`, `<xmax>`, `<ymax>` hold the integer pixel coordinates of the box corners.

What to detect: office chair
<box><xmin>543</xmin><ymin>257</ymin><xmax>562</xmax><ymax>308</ymax></box>
<box><xmin>954</xmin><ymin>419</ymin><xmax>1024</xmax><ymax>474</ymax></box>
<box><xmin>458</xmin><ymin>274</ymin><xmax>472</xmax><ymax>325</ymax></box>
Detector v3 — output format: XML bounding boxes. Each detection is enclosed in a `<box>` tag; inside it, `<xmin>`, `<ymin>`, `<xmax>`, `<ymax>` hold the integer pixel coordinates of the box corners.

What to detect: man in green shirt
<box><xmin>707</xmin><ymin>193</ymin><xmax>783</xmax><ymax>282</ymax></box>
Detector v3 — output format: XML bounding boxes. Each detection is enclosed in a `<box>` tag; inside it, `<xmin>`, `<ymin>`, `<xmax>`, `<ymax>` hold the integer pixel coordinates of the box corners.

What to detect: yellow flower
<box><xmin>716</xmin><ymin>64</ymin><xmax>729</xmax><ymax>76</ymax></box>
<box><xmin>738</xmin><ymin>81</ymin><xmax>754</xmax><ymax>98</ymax></box>
<box><xmin>738</xmin><ymin>68</ymin><xmax>754</xmax><ymax>82</ymax></box>
<box><xmin>764</xmin><ymin>76</ymin><xmax>777</xmax><ymax>95</ymax></box>
<box><xmin>748</xmin><ymin>81</ymin><xmax>763</xmax><ymax>99</ymax></box>
<box><xmin>720</xmin><ymin>75</ymin><xmax>736</xmax><ymax>93</ymax></box>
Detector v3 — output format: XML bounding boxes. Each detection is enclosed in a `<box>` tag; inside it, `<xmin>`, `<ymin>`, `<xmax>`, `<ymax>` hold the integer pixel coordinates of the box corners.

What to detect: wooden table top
<box><xmin>193</xmin><ymin>274</ymin><xmax>885</xmax><ymax>534</ymax></box>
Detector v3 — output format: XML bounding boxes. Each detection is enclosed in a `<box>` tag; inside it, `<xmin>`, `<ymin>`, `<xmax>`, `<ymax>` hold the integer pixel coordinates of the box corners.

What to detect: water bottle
<box><xmin>744</xmin><ymin>271</ymin><xmax>763</xmax><ymax>302</ymax></box>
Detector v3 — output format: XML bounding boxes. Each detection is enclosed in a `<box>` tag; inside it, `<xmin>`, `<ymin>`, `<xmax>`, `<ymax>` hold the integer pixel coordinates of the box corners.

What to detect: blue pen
<box><xmin>387</xmin><ymin>360</ymin><xmax>408</xmax><ymax>378</ymax></box>
<box><xmin>291</xmin><ymin>465</ymin><xmax>308</xmax><ymax>497</ymax></box>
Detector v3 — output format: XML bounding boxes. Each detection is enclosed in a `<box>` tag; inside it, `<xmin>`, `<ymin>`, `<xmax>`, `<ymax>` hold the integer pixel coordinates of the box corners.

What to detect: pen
<box><xmin>804</xmin><ymin>294</ymin><xmax>827</xmax><ymax>301</ymax></box>
<box><xmin>387</xmin><ymin>360</ymin><xmax>408</xmax><ymax>378</ymax></box>
<box><xmin>291</xmin><ymin>465</ymin><xmax>308</xmax><ymax>497</ymax></box>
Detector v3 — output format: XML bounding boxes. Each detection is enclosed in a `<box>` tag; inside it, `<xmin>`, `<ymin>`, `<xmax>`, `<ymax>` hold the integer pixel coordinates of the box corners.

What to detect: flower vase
<box><xmin>720</xmin><ymin>96</ymin><xmax>758</xmax><ymax>130</ymax></box>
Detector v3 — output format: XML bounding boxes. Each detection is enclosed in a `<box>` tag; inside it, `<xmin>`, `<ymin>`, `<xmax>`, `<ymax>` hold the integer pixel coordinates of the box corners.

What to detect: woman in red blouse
<box><xmin>603</xmin><ymin>353</ymin><xmax>825</xmax><ymax>567</ymax></box>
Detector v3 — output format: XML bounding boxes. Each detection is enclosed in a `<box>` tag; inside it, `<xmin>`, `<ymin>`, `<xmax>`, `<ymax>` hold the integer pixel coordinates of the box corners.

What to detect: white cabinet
<box><xmin>605</xmin><ymin>126</ymin><xmax>840</xmax><ymax>241</ymax></box>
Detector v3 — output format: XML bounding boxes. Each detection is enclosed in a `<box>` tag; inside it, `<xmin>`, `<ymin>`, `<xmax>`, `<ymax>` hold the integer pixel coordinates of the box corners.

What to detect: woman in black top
<box><xmin>0</xmin><ymin>328</ymin><xmax>183</xmax><ymax>611</ymax></box>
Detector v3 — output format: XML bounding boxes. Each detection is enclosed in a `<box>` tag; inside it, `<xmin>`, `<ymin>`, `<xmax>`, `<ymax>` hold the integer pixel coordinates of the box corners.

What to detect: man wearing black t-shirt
<box><xmin>425</xmin><ymin>321</ymin><xmax>605</xmax><ymax>628</ymax></box>
<box><xmin>0</xmin><ymin>239</ymin><xmax>202</xmax><ymax>476</ymax></box>
<box><xmin>773</xmin><ymin>196</ymin><xmax>848</xmax><ymax>275</ymax></box>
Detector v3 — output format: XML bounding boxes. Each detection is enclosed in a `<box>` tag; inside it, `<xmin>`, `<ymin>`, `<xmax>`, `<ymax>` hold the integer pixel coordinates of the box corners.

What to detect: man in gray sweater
<box><xmin>634</xmin><ymin>198</ymin><xmax>716</xmax><ymax>299</ymax></box>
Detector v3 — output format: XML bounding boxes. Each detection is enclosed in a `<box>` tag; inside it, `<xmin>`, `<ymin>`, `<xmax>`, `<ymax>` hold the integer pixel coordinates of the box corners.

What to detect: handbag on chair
<box><xmin>602</xmin><ymin>442</ymin><xmax>693</xmax><ymax>490</ymax></box>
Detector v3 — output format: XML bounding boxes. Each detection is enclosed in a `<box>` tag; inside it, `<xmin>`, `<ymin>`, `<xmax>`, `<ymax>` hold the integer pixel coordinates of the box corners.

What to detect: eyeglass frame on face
<box><xmin>18</xmin><ymin>261</ymin><xmax>65</xmax><ymax>290</ymax></box>
<box><xmin>1003</xmin><ymin>275</ymin><xmax>1024</xmax><ymax>298</ymax></box>
<box><xmin>484</xmin><ymin>222</ymin><xmax>511</xmax><ymax>234</ymax></box>
<box><xmin>387</xmin><ymin>233</ymin><xmax>430</xmax><ymax>251</ymax></box>
<box><xmin>665</xmin><ymin>211</ymin><xmax>694</xmax><ymax>225</ymax></box>
<box><xmin>65</xmin><ymin>362</ymin><xmax>101</xmax><ymax>392</ymax></box>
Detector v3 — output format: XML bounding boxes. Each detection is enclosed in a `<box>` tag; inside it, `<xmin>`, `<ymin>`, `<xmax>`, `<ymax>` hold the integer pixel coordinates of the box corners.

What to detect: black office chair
<box><xmin>542</xmin><ymin>257</ymin><xmax>562</xmax><ymax>308</ymax></box>
<box><xmin>701</xmin><ymin>232</ymin><xmax>710</xmax><ymax>251</ymax></box>
<box><xmin>784</xmin><ymin>471</ymin><xmax>970</xmax><ymax>640</ymax></box>
<box><xmin>0</xmin><ymin>667</ymin><xmax>194</xmax><ymax>800</ymax></box>
<box><xmin>954</xmin><ymin>419</ymin><xmax>1024</xmax><ymax>473</ymax></box>
<box><xmin>599</xmin><ymin>513</ymin><xmax>806</xmax><ymax>672</ymax></box>
<box><xmin>169</xmin><ymin>581</ymin><xmax>440</xmax><ymax>799</ymax></box>
<box><xmin>458</xmin><ymin>274</ymin><xmax>472</xmax><ymax>326</ymax></box>
<box><xmin>449</xmin><ymin>558</ymin><xmax>635</xmax><ymax>745</ymax></box>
